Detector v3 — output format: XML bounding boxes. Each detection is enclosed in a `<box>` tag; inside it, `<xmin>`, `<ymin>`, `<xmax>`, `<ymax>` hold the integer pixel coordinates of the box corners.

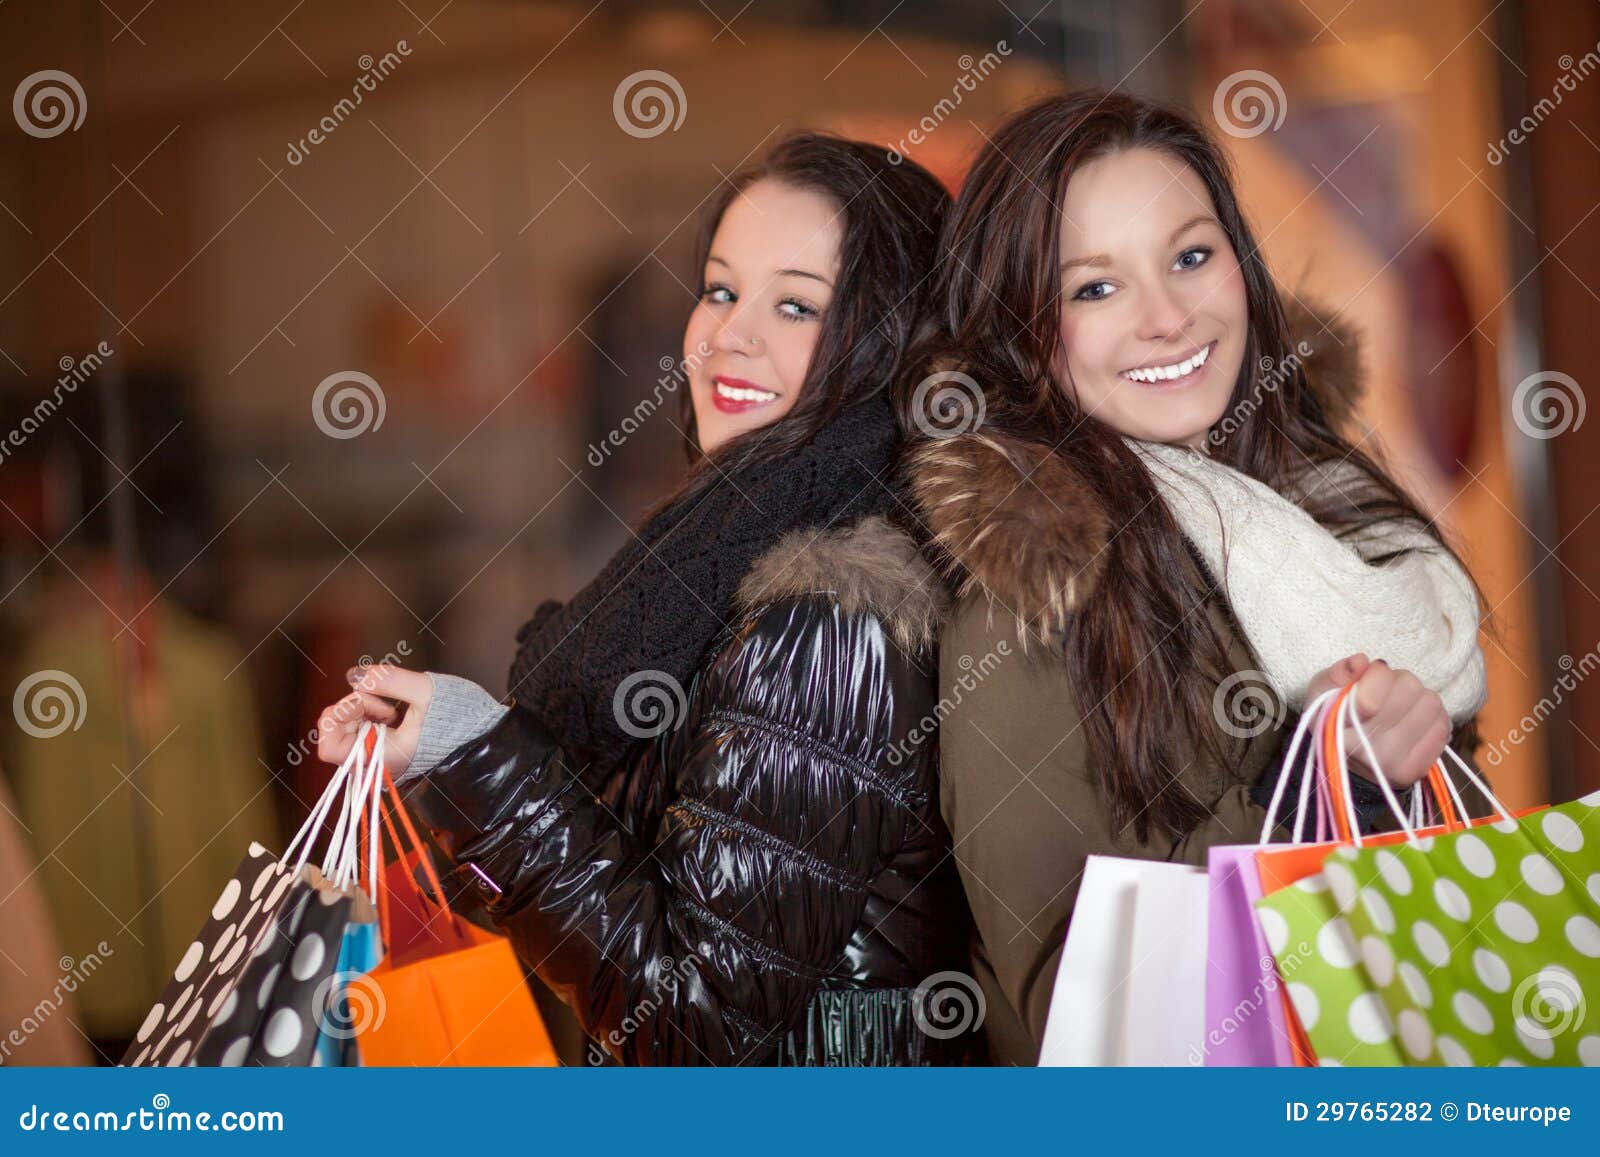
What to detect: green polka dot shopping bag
<box><xmin>1258</xmin><ymin>685</ymin><xmax>1598</xmax><ymax>1066</ymax></box>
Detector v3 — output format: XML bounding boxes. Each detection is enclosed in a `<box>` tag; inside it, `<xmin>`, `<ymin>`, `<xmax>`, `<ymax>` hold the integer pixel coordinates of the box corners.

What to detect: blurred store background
<box><xmin>0</xmin><ymin>0</ymin><xmax>1596</xmax><ymax>1064</ymax></box>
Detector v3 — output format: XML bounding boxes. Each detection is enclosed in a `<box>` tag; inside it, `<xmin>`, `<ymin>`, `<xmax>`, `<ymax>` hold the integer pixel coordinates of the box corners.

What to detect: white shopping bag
<box><xmin>1039</xmin><ymin>854</ymin><xmax>1208</xmax><ymax>1066</ymax></box>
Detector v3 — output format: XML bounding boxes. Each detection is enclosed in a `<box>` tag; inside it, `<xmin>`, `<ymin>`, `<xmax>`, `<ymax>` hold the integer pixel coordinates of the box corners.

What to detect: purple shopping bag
<box><xmin>1202</xmin><ymin>692</ymin><xmax>1347</xmax><ymax>1066</ymax></box>
<box><xmin>1202</xmin><ymin>845</ymin><xmax>1296</xmax><ymax>1066</ymax></box>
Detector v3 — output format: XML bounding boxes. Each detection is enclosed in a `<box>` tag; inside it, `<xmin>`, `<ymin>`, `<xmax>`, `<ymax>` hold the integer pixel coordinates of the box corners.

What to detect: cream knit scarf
<box><xmin>1130</xmin><ymin>440</ymin><xmax>1487</xmax><ymax>722</ymax></box>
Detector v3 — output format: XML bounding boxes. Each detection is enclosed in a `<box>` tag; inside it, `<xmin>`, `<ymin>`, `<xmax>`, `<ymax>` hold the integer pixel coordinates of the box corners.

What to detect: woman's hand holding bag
<box><xmin>315</xmin><ymin>663</ymin><xmax>434</xmax><ymax>778</ymax></box>
<box><xmin>1304</xmin><ymin>653</ymin><xmax>1452</xmax><ymax>790</ymax></box>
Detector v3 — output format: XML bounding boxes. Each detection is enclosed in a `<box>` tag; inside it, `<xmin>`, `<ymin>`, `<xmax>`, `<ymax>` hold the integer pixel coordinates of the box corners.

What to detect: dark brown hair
<box><xmin>898</xmin><ymin>89</ymin><xmax>1482</xmax><ymax>840</ymax></box>
<box><xmin>662</xmin><ymin>132</ymin><xmax>949</xmax><ymax>512</ymax></box>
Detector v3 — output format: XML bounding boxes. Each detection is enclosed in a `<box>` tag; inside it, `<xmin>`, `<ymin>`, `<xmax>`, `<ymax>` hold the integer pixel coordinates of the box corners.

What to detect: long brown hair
<box><xmin>898</xmin><ymin>89</ymin><xmax>1483</xmax><ymax>841</ymax></box>
<box><xmin>659</xmin><ymin>132</ymin><xmax>948</xmax><ymax>515</ymax></box>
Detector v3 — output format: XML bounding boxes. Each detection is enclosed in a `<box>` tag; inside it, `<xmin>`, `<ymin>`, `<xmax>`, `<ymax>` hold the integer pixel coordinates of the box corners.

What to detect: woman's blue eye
<box><xmin>1073</xmin><ymin>281</ymin><xmax>1114</xmax><ymax>302</ymax></box>
<box><xmin>701</xmin><ymin>284</ymin><xmax>734</xmax><ymax>304</ymax></box>
<box><xmin>1175</xmin><ymin>246</ymin><xmax>1213</xmax><ymax>270</ymax></box>
<box><xmin>778</xmin><ymin>298</ymin><xmax>819</xmax><ymax>322</ymax></box>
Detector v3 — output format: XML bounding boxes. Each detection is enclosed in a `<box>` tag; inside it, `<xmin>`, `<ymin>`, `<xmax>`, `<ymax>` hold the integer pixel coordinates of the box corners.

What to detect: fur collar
<box><xmin>904</xmin><ymin>297</ymin><xmax>1364</xmax><ymax>648</ymax></box>
<box><xmin>735</xmin><ymin>514</ymin><xmax>947</xmax><ymax>652</ymax></box>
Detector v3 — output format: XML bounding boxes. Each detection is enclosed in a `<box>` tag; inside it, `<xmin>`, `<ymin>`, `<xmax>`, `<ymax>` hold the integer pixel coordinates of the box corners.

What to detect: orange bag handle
<box><xmin>1321</xmin><ymin>683</ymin><xmax>1460</xmax><ymax>844</ymax></box>
<box><xmin>355</xmin><ymin>725</ymin><xmax>465</xmax><ymax>943</ymax></box>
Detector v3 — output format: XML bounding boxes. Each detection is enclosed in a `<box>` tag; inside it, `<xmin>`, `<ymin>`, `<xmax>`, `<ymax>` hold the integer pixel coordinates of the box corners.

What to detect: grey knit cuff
<box><xmin>397</xmin><ymin>672</ymin><xmax>512</xmax><ymax>783</ymax></box>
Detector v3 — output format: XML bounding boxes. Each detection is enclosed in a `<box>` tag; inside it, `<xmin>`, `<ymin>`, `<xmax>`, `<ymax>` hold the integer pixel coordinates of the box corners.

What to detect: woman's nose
<box><xmin>713</xmin><ymin>315</ymin><xmax>761</xmax><ymax>354</ymax></box>
<box><xmin>1137</xmin><ymin>285</ymin><xmax>1194</xmax><ymax>341</ymax></box>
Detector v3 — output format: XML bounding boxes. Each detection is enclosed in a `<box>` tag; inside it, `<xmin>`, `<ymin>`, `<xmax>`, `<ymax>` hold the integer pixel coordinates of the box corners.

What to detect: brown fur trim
<box><xmin>905</xmin><ymin>432</ymin><xmax>1109</xmax><ymax>650</ymax></box>
<box><xmin>735</xmin><ymin>515</ymin><xmax>947</xmax><ymax>652</ymax></box>
<box><xmin>1283</xmin><ymin>294</ymin><xmax>1364</xmax><ymax>429</ymax></box>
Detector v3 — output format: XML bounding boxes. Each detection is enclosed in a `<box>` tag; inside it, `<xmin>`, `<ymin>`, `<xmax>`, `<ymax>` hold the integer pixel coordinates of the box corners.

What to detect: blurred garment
<box><xmin>7</xmin><ymin>568</ymin><xmax>279</xmax><ymax>1040</ymax></box>
<box><xmin>0</xmin><ymin>771</ymin><xmax>89</xmax><ymax>1065</ymax></box>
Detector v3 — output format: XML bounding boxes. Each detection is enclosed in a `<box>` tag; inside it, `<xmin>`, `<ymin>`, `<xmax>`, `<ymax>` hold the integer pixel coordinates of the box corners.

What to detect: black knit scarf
<box><xmin>506</xmin><ymin>392</ymin><xmax>901</xmax><ymax>780</ymax></box>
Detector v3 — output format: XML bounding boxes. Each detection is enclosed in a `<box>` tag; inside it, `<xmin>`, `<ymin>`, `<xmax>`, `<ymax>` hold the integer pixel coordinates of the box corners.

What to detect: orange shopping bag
<box><xmin>349</xmin><ymin>726</ymin><xmax>558</xmax><ymax>1067</ymax></box>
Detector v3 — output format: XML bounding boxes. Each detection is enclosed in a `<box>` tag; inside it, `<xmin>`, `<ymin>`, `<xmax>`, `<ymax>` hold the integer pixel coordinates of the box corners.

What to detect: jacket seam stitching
<box><xmin>670</xmin><ymin>894</ymin><xmax>831</xmax><ymax>982</ymax></box>
<box><xmin>703</xmin><ymin>705</ymin><xmax>921</xmax><ymax>808</ymax></box>
<box><xmin>666</xmin><ymin>797</ymin><xmax>870</xmax><ymax>893</ymax></box>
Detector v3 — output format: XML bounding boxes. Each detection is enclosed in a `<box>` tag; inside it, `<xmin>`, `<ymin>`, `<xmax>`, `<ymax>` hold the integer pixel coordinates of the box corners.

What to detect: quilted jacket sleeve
<box><xmin>400</xmin><ymin>594</ymin><xmax>937</xmax><ymax>1065</ymax></box>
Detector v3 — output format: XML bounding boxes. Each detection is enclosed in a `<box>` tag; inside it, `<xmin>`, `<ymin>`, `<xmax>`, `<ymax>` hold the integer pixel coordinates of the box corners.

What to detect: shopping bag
<box><xmin>312</xmin><ymin>901</ymin><xmax>383</xmax><ymax>1067</ymax></box>
<box><xmin>124</xmin><ymin>714</ymin><xmax>390</xmax><ymax>1067</ymax></box>
<box><xmin>121</xmin><ymin>843</ymin><xmax>303</xmax><ymax>1066</ymax></box>
<box><xmin>191</xmin><ymin>867</ymin><xmax>354</xmax><ymax>1066</ymax></box>
<box><xmin>1204</xmin><ymin>701</ymin><xmax>1337</xmax><ymax>1067</ymax></box>
<box><xmin>1253</xmin><ymin>685</ymin><xmax>1547</xmax><ymax>1066</ymax></box>
<box><xmin>351</xmin><ymin>727</ymin><xmax>558</xmax><ymax>1067</ymax></box>
<box><xmin>1205</xmin><ymin>847</ymin><xmax>1298</xmax><ymax>1065</ymax></box>
<box><xmin>1039</xmin><ymin>855</ymin><xmax>1207</xmax><ymax>1066</ymax></box>
<box><xmin>1322</xmin><ymin>742</ymin><xmax>1598</xmax><ymax>1064</ymax></box>
<box><xmin>1248</xmin><ymin>686</ymin><xmax>1469</xmax><ymax>1066</ymax></box>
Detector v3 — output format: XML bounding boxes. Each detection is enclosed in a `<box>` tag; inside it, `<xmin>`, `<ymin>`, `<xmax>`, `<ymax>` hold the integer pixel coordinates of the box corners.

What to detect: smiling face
<box><xmin>1051</xmin><ymin>146</ymin><xmax>1249</xmax><ymax>447</ymax></box>
<box><xmin>683</xmin><ymin>178</ymin><xmax>842</xmax><ymax>454</ymax></box>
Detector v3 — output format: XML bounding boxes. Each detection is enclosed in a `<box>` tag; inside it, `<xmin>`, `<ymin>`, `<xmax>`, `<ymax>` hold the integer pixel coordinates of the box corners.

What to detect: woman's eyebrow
<box><xmin>1059</xmin><ymin>213</ymin><xmax>1219</xmax><ymax>274</ymax></box>
<box><xmin>707</xmin><ymin>254</ymin><xmax>832</xmax><ymax>287</ymax></box>
<box><xmin>775</xmin><ymin>267</ymin><xmax>832</xmax><ymax>287</ymax></box>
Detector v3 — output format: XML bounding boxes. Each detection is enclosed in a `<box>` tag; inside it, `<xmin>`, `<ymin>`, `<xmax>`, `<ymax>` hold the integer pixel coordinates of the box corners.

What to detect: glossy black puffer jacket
<box><xmin>401</xmin><ymin>515</ymin><xmax>978</xmax><ymax>1065</ymax></box>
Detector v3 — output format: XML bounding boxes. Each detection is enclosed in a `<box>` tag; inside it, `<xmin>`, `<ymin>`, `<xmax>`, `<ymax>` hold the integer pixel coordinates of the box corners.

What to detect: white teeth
<box><xmin>1123</xmin><ymin>342</ymin><xmax>1211</xmax><ymax>384</ymax></box>
<box><xmin>714</xmin><ymin>381</ymin><xmax>778</xmax><ymax>402</ymax></box>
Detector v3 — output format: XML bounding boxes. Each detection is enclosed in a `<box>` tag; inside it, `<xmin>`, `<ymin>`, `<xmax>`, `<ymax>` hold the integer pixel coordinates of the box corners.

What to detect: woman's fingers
<box><xmin>347</xmin><ymin>663</ymin><xmax>432</xmax><ymax>708</ymax></box>
<box><xmin>315</xmin><ymin>690</ymin><xmax>399</xmax><ymax>765</ymax></box>
<box><xmin>1388</xmin><ymin>692</ymin><xmax>1451</xmax><ymax>786</ymax></box>
<box><xmin>351</xmin><ymin>690</ymin><xmax>403</xmax><ymax>726</ymax></box>
<box><xmin>315</xmin><ymin>697</ymin><xmax>362</xmax><ymax>765</ymax></box>
<box><xmin>1308</xmin><ymin>652</ymin><xmax>1372</xmax><ymax>700</ymax></box>
<box><xmin>313</xmin><ymin>666</ymin><xmax>432</xmax><ymax>769</ymax></box>
<box><xmin>1359</xmin><ymin>683</ymin><xmax>1448</xmax><ymax>787</ymax></box>
<box><xmin>1351</xmin><ymin>660</ymin><xmax>1396</xmax><ymax>721</ymax></box>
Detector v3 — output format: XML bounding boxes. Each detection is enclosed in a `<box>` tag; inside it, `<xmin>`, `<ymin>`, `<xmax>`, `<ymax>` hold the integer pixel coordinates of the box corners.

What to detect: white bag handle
<box><xmin>1340</xmin><ymin>692</ymin><xmax>1515</xmax><ymax>845</ymax></box>
<box><xmin>283</xmin><ymin>729</ymin><xmax>364</xmax><ymax>870</ymax></box>
<box><xmin>328</xmin><ymin>723</ymin><xmax>386</xmax><ymax>900</ymax></box>
<box><xmin>1256</xmin><ymin>687</ymin><xmax>1340</xmax><ymax>844</ymax></box>
<box><xmin>281</xmin><ymin>720</ymin><xmax>387</xmax><ymax>903</ymax></box>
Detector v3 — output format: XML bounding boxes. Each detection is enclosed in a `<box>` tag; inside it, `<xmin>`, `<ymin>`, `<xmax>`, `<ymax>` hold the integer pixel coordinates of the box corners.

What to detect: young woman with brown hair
<box><xmin>897</xmin><ymin>90</ymin><xmax>1490</xmax><ymax>1065</ymax></box>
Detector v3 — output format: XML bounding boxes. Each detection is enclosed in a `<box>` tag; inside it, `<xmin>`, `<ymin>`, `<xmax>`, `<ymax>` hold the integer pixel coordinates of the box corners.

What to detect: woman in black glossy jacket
<box><xmin>316</xmin><ymin>135</ymin><xmax>978</xmax><ymax>1065</ymax></box>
